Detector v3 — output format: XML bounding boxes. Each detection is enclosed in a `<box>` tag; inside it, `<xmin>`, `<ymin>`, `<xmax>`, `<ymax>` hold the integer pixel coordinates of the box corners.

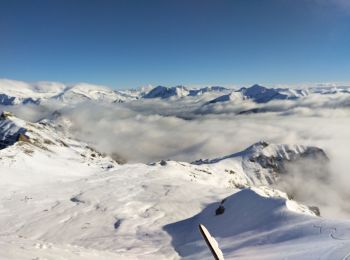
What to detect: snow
<box><xmin>207</xmin><ymin>84</ymin><xmax>309</xmax><ymax>105</ymax></box>
<box><xmin>2</xmin><ymin>84</ymin><xmax>350</xmax><ymax>259</ymax></box>
<box><xmin>51</xmin><ymin>83</ymin><xmax>135</xmax><ymax>104</ymax></box>
<box><xmin>0</xmin><ymin>79</ymin><xmax>66</xmax><ymax>99</ymax></box>
<box><xmin>0</xmin><ymin>121</ymin><xmax>349</xmax><ymax>259</ymax></box>
<box><xmin>0</xmin><ymin>79</ymin><xmax>137</xmax><ymax>105</ymax></box>
<box><xmin>0</xmin><ymin>159</ymin><xmax>235</xmax><ymax>259</ymax></box>
<box><xmin>0</xmin><ymin>113</ymin><xmax>117</xmax><ymax>187</ymax></box>
<box><xmin>164</xmin><ymin>187</ymin><xmax>350</xmax><ymax>259</ymax></box>
<box><xmin>143</xmin><ymin>85</ymin><xmax>230</xmax><ymax>99</ymax></box>
<box><xmin>143</xmin><ymin>86</ymin><xmax>190</xmax><ymax>99</ymax></box>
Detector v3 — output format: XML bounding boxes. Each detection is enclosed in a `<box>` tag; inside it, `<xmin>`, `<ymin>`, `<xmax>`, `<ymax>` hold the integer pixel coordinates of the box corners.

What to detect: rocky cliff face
<box><xmin>0</xmin><ymin>112</ymin><xmax>28</xmax><ymax>149</ymax></box>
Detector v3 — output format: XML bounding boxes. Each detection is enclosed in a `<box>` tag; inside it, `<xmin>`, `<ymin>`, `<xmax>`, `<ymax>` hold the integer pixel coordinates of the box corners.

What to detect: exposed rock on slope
<box><xmin>143</xmin><ymin>86</ymin><xmax>190</xmax><ymax>99</ymax></box>
<box><xmin>0</xmin><ymin>111</ymin><xmax>118</xmax><ymax>185</ymax></box>
<box><xmin>192</xmin><ymin>141</ymin><xmax>328</xmax><ymax>186</ymax></box>
<box><xmin>0</xmin><ymin>111</ymin><xmax>28</xmax><ymax>149</ymax></box>
<box><xmin>143</xmin><ymin>85</ymin><xmax>230</xmax><ymax>99</ymax></box>
<box><xmin>208</xmin><ymin>84</ymin><xmax>308</xmax><ymax>105</ymax></box>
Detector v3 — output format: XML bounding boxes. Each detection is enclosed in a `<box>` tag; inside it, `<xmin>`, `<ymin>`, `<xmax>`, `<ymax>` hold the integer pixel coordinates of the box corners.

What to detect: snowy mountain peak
<box><xmin>193</xmin><ymin>141</ymin><xmax>327</xmax><ymax>164</ymax></box>
<box><xmin>207</xmin><ymin>84</ymin><xmax>308</xmax><ymax>105</ymax></box>
<box><xmin>0</xmin><ymin>111</ymin><xmax>118</xmax><ymax>178</ymax></box>
<box><xmin>50</xmin><ymin>83</ymin><xmax>135</xmax><ymax>104</ymax></box>
<box><xmin>0</xmin><ymin>79</ymin><xmax>137</xmax><ymax>105</ymax></box>
<box><xmin>0</xmin><ymin>111</ymin><xmax>28</xmax><ymax>149</ymax></box>
<box><xmin>240</xmin><ymin>84</ymin><xmax>307</xmax><ymax>103</ymax></box>
<box><xmin>188</xmin><ymin>86</ymin><xmax>229</xmax><ymax>96</ymax></box>
<box><xmin>143</xmin><ymin>85</ymin><xmax>230</xmax><ymax>99</ymax></box>
<box><xmin>164</xmin><ymin>186</ymin><xmax>322</xmax><ymax>259</ymax></box>
<box><xmin>143</xmin><ymin>85</ymin><xmax>190</xmax><ymax>99</ymax></box>
<box><xmin>207</xmin><ymin>91</ymin><xmax>244</xmax><ymax>104</ymax></box>
<box><xmin>241</xmin><ymin>141</ymin><xmax>327</xmax><ymax>161</ymax></box>
<box><xmin>192</xmin><ymin>141</ymin><xmax>328</xmax><ymax>186</ymax></box>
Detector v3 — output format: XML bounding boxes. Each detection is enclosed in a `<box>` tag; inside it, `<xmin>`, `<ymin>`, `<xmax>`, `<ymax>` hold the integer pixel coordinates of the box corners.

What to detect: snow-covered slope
<box><xmin>240</xmin><ymin>84</ymin><xmax>308</xmax><ymax>103</ymax></box>
<box><xmin>143</xmin><ymin>85</ymin><xmax>229</xmax><ymax>99</ymax></box>
<box><xmin>208</xmin><ymin>84</ymin><xmax>308</xmax><ymax>104</ymax></box>
<box><xmin>165</xmin><ymin>186</ymin><xmax>350</xmax><ymax>259</ymax></box>
<box><xmin>188</xmin><ymin>86</ymin><xmax>229</xmax><ymax>96</ymax></box>
<box><xmin>192</xmin><ymin>141</ymin><xmax>328</xmax><ymax>187</ymax></box>
<box><xmin>311</xmin><ymin>86</ymin><xmax>350</xmax><ymax>94</ymax></box>
<box><xmin>0</xmin><ymin>79</ymin><xmax>66</xmax><ymax>105</ymax></box>
<box><xmin>0</xmin><ymin>79</ymin><xmax>136</xmax><ymax>105</ymax></box>
<box><xmin>50</xmin><ymin>83</ymin><xmax>136</xmax><ymax>104</ymax></box>
<box><xmin>0</xmin><ymin>111</ymin><xmax>118</xmax><ymax>186</ymax></box>
<box><xmin>143</xmin><ymin>85</ymin><xmax>190</xmax><ymax>99</ymax></box>
<box><xmin>1</xmin><ymin>129</ymin><xmax>338</xmax><ymax>260</ymax></box>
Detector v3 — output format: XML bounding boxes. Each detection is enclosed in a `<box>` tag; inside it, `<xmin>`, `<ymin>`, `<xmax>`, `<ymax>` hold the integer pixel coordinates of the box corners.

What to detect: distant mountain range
<box><xmin>1</xmin><ymin>78</ymin><xmax>350</xmax><ymax>108</ymax></box>
<box><xmin>0</xmin><ymin>79</ymin><xmax>138</xmax><ymax>105</ymax></box>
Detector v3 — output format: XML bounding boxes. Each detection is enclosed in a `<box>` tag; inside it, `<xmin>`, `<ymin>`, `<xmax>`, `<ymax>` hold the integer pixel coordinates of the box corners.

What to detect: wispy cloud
<box><xmin>311</xmin><ymin>0</ymin><xmax>350</xmax><ymax>11</ymax></box>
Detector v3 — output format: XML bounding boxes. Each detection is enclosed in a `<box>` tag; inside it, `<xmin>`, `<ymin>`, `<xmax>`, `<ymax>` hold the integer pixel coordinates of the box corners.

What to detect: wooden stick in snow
<box><xmin>199</xmin><ymin>224</ymin><xmax>224</xmax><ymax>260</ymax></box>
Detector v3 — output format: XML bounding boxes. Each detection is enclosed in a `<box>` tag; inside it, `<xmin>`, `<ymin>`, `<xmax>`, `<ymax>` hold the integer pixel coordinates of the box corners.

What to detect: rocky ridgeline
<box><xmin>0</xmin><ymin>111</ymin><xmax>29</xmax><ymax>149</ymax></box>
<box><xmin>0</xmin><ymin>111</ymin><xmax>118</xmax><ymax>170</ymax></box>
<box><xmin>193</xmin><ymin>141</ymin><xmax>329</xmax><ymax>186</ymax></box>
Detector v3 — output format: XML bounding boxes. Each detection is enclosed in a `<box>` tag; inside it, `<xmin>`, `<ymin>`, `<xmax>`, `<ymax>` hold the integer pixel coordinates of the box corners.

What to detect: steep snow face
<box><xmin>165</xmin><ymin>187</ymin><xmax>350</xmax><ymax>259</ymax></box>
<box><xmin>0</xmin><ymin>112</ymin><xmax>27</xmax><ymax>149</ymax></box>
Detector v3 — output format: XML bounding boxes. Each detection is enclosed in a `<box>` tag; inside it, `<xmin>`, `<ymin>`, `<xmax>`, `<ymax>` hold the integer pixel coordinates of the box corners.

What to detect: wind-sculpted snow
<box><xmin>165</xmin><ymin>187</ymin><xmax>350</xmax><ymax>259</ymax></box>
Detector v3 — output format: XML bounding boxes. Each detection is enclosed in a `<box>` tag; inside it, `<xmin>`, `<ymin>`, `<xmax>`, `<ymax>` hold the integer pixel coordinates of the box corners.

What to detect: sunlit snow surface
<box><xmin>2</xmin><ymin>80</ymin><xmax>350</xmax><ymax>259</ymax></box>
<box><xmin>2</xmin><ymin>160</ymin><xmax>350</xmax><ymax>259</ymax></box>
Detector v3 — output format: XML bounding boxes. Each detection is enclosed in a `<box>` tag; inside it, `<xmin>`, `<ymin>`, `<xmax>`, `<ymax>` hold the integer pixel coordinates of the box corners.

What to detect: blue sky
<box><xmin>0</xmin><ymin>0</ymin><xmax>350</xmax><ymax>89</ymax></box>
